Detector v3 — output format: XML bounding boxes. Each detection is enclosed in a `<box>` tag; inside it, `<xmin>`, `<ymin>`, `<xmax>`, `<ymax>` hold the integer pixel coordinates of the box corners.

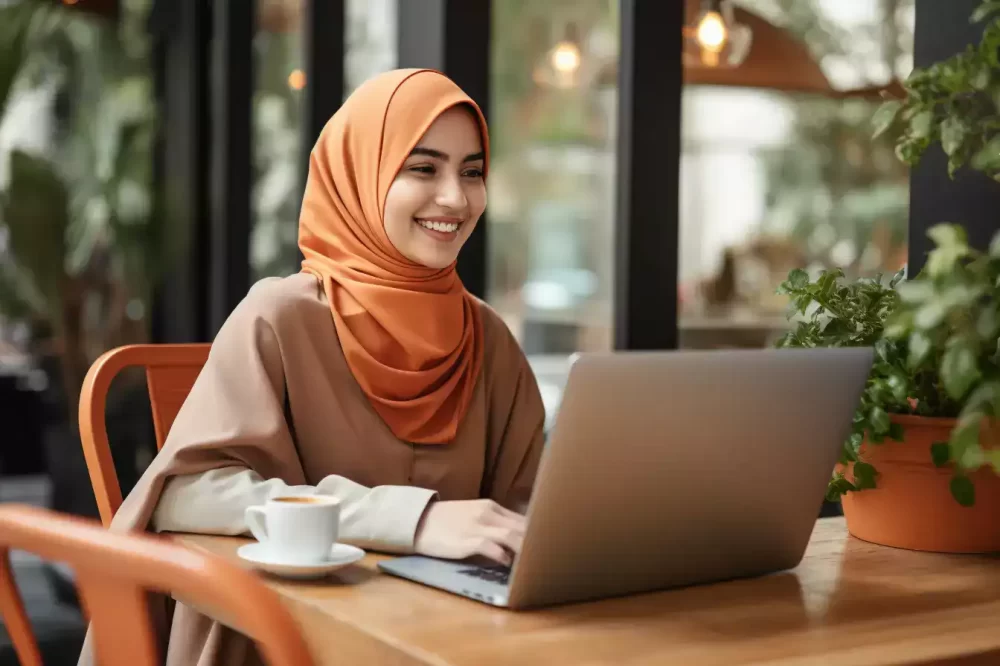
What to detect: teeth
<box><xmin>416</xmin><ymin>219</ymin><xmax>460</xmax><ymax>233</ymax></box>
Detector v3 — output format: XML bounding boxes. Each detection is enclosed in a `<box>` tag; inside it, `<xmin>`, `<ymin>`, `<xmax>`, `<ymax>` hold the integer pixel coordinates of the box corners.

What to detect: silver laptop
<box><xmin>378</xmin><ymin>347</ymin><xmax>873</xmax><ymax>610</ymax></box>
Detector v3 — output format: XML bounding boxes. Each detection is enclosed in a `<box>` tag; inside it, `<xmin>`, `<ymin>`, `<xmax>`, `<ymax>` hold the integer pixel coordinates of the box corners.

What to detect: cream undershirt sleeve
<box><xmin>150</xmin><ymin>466</ymin><xmax>437</xmax><ymax>554</ymax></box>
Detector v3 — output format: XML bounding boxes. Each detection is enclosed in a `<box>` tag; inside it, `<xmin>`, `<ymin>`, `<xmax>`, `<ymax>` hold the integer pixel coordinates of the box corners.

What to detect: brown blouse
<box><xmin>77</xmin><ymin>272</ymin><xmax>546</xmax><ymax>666</ymax></box>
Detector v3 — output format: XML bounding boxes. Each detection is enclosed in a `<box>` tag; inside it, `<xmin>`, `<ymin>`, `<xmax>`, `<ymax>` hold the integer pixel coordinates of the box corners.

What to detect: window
<box><xmin>488</xmin><ymin>0</ymin><xmax>619</xmax><ymax>422</ymax></box>
<box><xmin>679</xmin><ymin>0</ymin><xmax>914</xmax><ymax>349</ymax></box>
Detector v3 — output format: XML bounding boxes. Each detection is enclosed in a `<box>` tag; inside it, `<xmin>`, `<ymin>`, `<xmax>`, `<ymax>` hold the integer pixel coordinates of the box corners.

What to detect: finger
<box><xmin>481</xmin><ymin>525</ymin><xmax>524</xmax><ymax>556</ymax></box>
<box><xmin>482</xmin><ymin>505</ymin><xmax>527</xmax><ymax>534</ymax></box>
<box><xmin>475</xmin><ymin>538</ymin><xmax>512</xmax><ymax>566</ymax></box>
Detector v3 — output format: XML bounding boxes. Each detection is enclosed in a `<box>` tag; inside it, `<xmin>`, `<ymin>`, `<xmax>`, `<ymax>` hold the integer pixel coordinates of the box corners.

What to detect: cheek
<box><xmin>384</xmin><ymin>181</ymin><xmax>424</xmax><ymax>236</ymax></box>
<box><xmin>467</xmin><ymin>181</ymin><xmax>488</xmax><ymax>219</ymax></box>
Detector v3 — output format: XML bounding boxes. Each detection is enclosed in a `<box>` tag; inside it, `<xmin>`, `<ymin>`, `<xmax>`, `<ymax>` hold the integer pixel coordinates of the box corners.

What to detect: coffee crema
<box><xmin>272</xmin><ymin>496</ymin><xmax>324</xmax><ymax>504</ymax></box>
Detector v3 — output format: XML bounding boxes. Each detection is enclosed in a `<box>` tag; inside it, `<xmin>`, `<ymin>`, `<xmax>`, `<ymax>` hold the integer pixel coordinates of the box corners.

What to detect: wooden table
<box><xmin>176</xmin><ymin>518</ymin><xmax>1000</xmax><ymax>665</ymax></box>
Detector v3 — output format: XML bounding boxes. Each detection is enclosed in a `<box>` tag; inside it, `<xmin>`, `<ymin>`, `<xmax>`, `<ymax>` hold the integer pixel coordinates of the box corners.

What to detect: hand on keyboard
<box><xmin>414</xmin><ymin>499</ymin><xmax>525</xmax><ymax>566</ymax></box>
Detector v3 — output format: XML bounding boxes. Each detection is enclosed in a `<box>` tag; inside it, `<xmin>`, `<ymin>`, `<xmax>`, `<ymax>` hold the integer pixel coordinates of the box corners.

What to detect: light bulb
<box><xmin>696</xmin><ymin>11</ymin><xmax>728</xmax><ymax>51</ymax></box>
<box><xmin>550</xmin><ymin>41</ymin><xmax>581</xmax><ymax>74</ymax></box>
<box><xmin>288</xmin><ymin>69</ymin><xmax>306</xmax><ymax>90</ymax></box>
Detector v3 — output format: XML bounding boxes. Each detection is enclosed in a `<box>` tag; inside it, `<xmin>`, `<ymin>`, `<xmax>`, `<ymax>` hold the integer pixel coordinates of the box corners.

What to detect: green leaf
<box><xmin>914</xmin><ymin>300</ymin><xmax>948</xmax><ymax>330</ymax></box>
<box><xmin>872</xmin><ymin>100</ymin><xmax>903</xmax><ymax>139</ymax></box>
<box><xmin>889</xmin><ymin>422</ymin><xmax>905</xmax><ymax>441</ymax></box>
<box><xmin>926</xmin><ymin>224</ymin><xmax>972</xmax><ymax>277</ymax></box>
<box><xmin>787</xmin><ymin>268</ymin><xmax>809</xmax><ymax>290</ymax></box>
<box><xmin>826</xmin><ymin>474</ymin><xmax>856</xmax><ymax>502</ymax></box>
<box><xmin>822</xmin><ymin>318</ymin><xmax>853</xmax><ymax>340</ymax></box>
<box><xmin>870</xmin><ymin>406</ymin><xmax>891</xmax><ymax>435</ymax></box>
<box><xmin>889</xmin><ymin>267</ymin><xmax>906</xmax><ymax>288</ymax></box>
<box><xmin>887</xmin><ymin>370</ymin><xmax>910</xmax><ymax>403</ymax></box>
<box><xmin>852</xmin><ymin>462</ymin><xmax>878</xmax><ymax>490</ymax></box>
<box><xmin>0</xmin><ymin>3</ymin><xmax>33</xmax><ymax>122</ymax></box>
<box><xmin>1</xmin><ymin>151</ymin><xmax>70</xmax><ymax>312</ymax></box>
<box><xmin>940</xmin><ymin>116</ymin><xmax>966</xmax><ymax>156</ymax></box>
<box><xmin>971</xmin><ymin>61</ymin><xmax>993</xmax><ymax>90</ymax></box>
<box><xmin>875</xmin><ymin>338</ymin><xmax>895</xmax><ymax>364</ymax></box>
<box><xmin>988</xmin><ymin>450</ymin><xmax>1000</xmax><ymax>473</ymax></box>
<box><xmin>941</xmin><ymin>339</ymin><xmax>981</xmax><ymax>400</ymax></box>
<box><xmin>965</xmin><ymin>381</ymin><xmax>1000</xmax><ymax>417</ymax></box>
<box><xmin>931</xmin><ymin>441</ymin><xmax>951</xmax><ymax>467</ymax></box>
<box><xmin>885</xmin><ymin>313</ymin><xmax>913</xmax><ymax>339</ymax></box>
<box><xmin>927</xmin><ymin>223</ymin><xmax>968</xmax><ymax>248</ymax></box>
<box><xmin>897</xmin><ymin>280</ymin><xmax>935</xmax><ymax>304</ymax></box>
<box><xmin>908</xmin><ymin>331</ymin><xmax>933</xmax><ymax>369</ymax></box>
<box><xmin>909</xmin><ymin>110</ymin><xmax>935</xmax><ymax>139</ymax></box>
<box><xmin>972</xmin><ymin>0</ymin><xmax>1000</xmax><ymax>23</ymax></box>
<box><xmin>970</xmin><ymin>135</ymin><xmax>1000</xmax><ymax>175</ymax></box>
<box><xmin>951</xmin><ymin>411</ymin><xmax>984</xmax><ymax>467</ymax></box>
<box><xmin>977</xmin><ymin>306</ymin><xmax>1000</xmax><ymax>341</ymax></box>
<box><xmin>0</xmin><ymin>261</ymin><xmax>41</xmax><ymax>320</ymax></box>
<box><xmin>848</xmin><ymin>431</ymin><xmax>864</xmax><ymax>453</ymax></box>
<box><xmin>990</xmin><ymin>230</ymin><xmax>1000</xmax><ymax>257</ymax></box>
<box><xmin>950</xmin><ymin>475</ymin><xmax>976</xmax><ymax>507</ymax></box>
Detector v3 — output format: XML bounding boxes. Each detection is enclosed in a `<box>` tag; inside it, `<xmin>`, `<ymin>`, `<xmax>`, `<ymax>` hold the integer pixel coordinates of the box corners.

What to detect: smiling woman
<box><xmin>77</xmin><ymin>69</ymin><xmax>547</xmax><ymax>666</ymax></box>
<box><xmin>384</xmin><ymin>106</ymin><xmax>488</xmax><ymax>269</ymax></box>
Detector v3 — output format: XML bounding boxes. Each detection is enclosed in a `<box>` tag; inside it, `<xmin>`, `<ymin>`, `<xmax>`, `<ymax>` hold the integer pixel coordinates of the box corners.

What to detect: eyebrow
<box><xmin>409</xmin><ymin>147</ymin><xmax>485</xmax><ymax>162</ymax></box>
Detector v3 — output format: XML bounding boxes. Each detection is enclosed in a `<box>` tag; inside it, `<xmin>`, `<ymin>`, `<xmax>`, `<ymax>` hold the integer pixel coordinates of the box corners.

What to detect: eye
<box><xmin>462</xmin><ymin>167</ymin><xmax>484</xmax><ymax>179</ymax></box>
<box><xmin>408</xmin><ymin>164</ymin><xmax>436</xmax><ymax>175</ymax></box>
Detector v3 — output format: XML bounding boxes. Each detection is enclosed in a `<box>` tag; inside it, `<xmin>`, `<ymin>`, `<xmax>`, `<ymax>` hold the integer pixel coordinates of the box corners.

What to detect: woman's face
<box><xmin>383</xmin><ymin>106</ymin><xmax>487</xmax><ymax>269</ymax></box>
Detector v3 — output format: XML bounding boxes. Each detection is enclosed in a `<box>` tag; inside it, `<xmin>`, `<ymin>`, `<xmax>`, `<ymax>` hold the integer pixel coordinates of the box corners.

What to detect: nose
<box><xmin>434</xmin><ymin>172</ymin><xmax>468</xmax><ymax>212</ymax></box>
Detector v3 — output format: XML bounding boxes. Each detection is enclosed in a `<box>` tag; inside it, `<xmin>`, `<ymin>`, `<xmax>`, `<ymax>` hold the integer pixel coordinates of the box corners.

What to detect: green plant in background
<box><xmin>779</xmin><ymin>0</ymin><xmax>1000</xmax><ymax>506</ymax></box>
<box><xmin>0</xmin><ymin>0</ymin><xmax>159</xmax><ymax>425</ymax></box>
<box><xmin>873</xmin><ymin>0</ymin><xmax>1000</xmax><ymax>179</ymax></box>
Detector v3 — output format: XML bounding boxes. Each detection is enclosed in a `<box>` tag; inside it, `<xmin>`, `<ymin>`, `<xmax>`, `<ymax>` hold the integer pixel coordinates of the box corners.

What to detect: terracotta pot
<box><xmin>842</xmin><ymin>414</ymin><xmax>1000</xmax><ymax>554</ymax></box>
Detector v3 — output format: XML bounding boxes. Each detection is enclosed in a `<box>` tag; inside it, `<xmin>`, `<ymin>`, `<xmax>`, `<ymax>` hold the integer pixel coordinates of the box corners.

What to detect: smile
<box><xmin>414</xmin><ymin>218</ymin><xmax>462</xmax><ymax>234</ymax></box>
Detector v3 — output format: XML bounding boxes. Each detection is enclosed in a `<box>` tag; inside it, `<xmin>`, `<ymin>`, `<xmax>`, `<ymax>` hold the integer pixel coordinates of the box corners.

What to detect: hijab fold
<box><xmin>299</xmin><ymin>69</ymin><xmax>488</xmax><ymax>444</ymax></box>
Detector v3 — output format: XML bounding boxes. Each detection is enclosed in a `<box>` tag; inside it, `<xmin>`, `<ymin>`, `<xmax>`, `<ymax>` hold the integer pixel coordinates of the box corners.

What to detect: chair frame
<box><xmin>0</xmin><ymin>504</ymin><xmax>314</xmax><ymax>666</ymax></box>
<box><xmin>79</xmin><ymin>344</ymin><xmax>211</xmax><ymax>527</ymax></box>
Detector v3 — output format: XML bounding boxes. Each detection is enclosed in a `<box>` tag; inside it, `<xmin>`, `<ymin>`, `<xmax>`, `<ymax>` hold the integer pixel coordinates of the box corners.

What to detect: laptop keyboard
<box><xmin>457</xmin><ymin>564</ymin><xmax>511</xmax><ymax>585</ymax></box>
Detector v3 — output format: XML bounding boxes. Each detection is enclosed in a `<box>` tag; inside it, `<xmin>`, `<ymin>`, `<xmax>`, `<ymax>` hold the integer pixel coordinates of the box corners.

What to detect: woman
<box><xmin>80</xmin><ymin>69</ymin><xmax>545</xmax><ymax>665</ymax></box>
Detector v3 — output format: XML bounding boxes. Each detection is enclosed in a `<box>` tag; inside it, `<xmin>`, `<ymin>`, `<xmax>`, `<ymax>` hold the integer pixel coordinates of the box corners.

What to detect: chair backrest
<box><xmin>0</xmin><ymin>504</ymin><xmax>313</xmax><ymax>666</ymax></box>
<box><xmin>79</xmin><ymin>344</ymin><xmax>211</xmax><ymax>527</ymax></box>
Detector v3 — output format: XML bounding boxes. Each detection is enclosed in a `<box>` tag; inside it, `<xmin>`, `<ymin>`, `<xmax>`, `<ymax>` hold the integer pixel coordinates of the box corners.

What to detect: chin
<box><xmin>414</xmin><ymin>253</ymin><xmax>459</xmax><ymax>270</ymax></box>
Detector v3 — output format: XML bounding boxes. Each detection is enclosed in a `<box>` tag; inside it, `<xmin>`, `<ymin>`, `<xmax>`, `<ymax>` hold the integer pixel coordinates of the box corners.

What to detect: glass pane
<box><xmin>345</xmin><ymin>0</ymin><xmax>397</xmax><ymax>96</ymax></box>
<box><xmin>679</xmin><ymin>0</ymin><xmax>914</xmax><ymax>349</ymax></box>
<box><xmin>488</xmin><ymin>1</ymin><xmax>619</xmax><ymax>421</ymax></box>
<box><xmin>251</xmin><ymin>0</ymin><xmax>306</xmax><ymax>280</ymax></box>
<box><xmin>251</xmin><ymin>0</ymin><xmax>397</xmax><ymax>281</ymax></box>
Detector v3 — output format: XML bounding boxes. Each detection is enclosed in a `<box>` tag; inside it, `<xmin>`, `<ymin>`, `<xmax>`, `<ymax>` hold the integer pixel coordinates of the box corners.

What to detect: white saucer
<box><xmin>237</xmin><ymin>542</ymin><xmax>365</xmax><ymax>580</ymax></box>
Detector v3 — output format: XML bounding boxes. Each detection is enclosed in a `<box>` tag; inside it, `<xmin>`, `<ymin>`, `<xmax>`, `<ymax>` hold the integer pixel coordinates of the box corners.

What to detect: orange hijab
<box><xmin>298</xmin><ymin>69</ymin><xmax>487</xmax><ymax>445</ymax></box>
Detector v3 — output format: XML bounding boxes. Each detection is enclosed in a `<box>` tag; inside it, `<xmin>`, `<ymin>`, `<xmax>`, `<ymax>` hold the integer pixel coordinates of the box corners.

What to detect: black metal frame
<box><xmin>613</xmin><ymin>0</ymin><xmax>683</xmax><ymax>351</ymax></box>
<box><xmin>207</xmin><ymin>0</ymin><xmax>254</xmax><ymax>337</ymax></box>
<box><xmin>149</xmin><ymin>0</ymin><xmax>210</xmax><ymax>343</ymax></box>
<box><xmin>397</xmin><ymin>0</ymin><xmax>492</xmax><ymax>299</ymax></box>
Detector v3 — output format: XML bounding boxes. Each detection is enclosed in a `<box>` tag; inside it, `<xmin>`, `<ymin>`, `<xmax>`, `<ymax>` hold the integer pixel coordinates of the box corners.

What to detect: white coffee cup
<box><xmin>245</xmin><ymin>496</ymin><xmax>340</xmax><ymax>565</ymax></box>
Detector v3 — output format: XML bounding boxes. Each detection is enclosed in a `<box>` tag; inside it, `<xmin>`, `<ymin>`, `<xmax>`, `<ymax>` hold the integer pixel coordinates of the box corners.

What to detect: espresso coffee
<box><xmin>273</xmin><ymin>496</ymin><xmax>322</xmax><ymax>504</ymax></box>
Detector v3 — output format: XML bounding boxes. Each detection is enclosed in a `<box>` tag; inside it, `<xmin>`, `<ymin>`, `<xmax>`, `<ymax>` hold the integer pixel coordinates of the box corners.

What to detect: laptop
<box><xmin>378</xmin><ymin>347</ymin><xmax>873</xmax><ymax>610</ymax></box>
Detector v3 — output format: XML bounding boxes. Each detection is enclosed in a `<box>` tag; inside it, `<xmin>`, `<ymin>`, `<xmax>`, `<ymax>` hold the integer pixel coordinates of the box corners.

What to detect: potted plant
<box><xmin>777</xmin><ymin>0</ymin><xmax>1000</xmax><ymax>553</ymax></box>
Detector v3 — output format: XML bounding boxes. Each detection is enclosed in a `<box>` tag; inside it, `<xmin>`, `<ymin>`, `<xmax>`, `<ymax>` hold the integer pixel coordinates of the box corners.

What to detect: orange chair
<box><xmin>79</xmin><ymin>344</ymin><xmax>211</xmax><ymax>527</ymax></box>
<box><xmin>0</xmin><ymin>504</ymin><xmax>313</xmax><ymax>666</ymax></box>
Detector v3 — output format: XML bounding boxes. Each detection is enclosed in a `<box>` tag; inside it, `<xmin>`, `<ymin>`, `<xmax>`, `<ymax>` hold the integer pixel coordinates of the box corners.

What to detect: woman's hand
<box><xmin>413</xmin><ymin>499</ymin><xmax>525</xmax><ymax>565</ymax></box>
